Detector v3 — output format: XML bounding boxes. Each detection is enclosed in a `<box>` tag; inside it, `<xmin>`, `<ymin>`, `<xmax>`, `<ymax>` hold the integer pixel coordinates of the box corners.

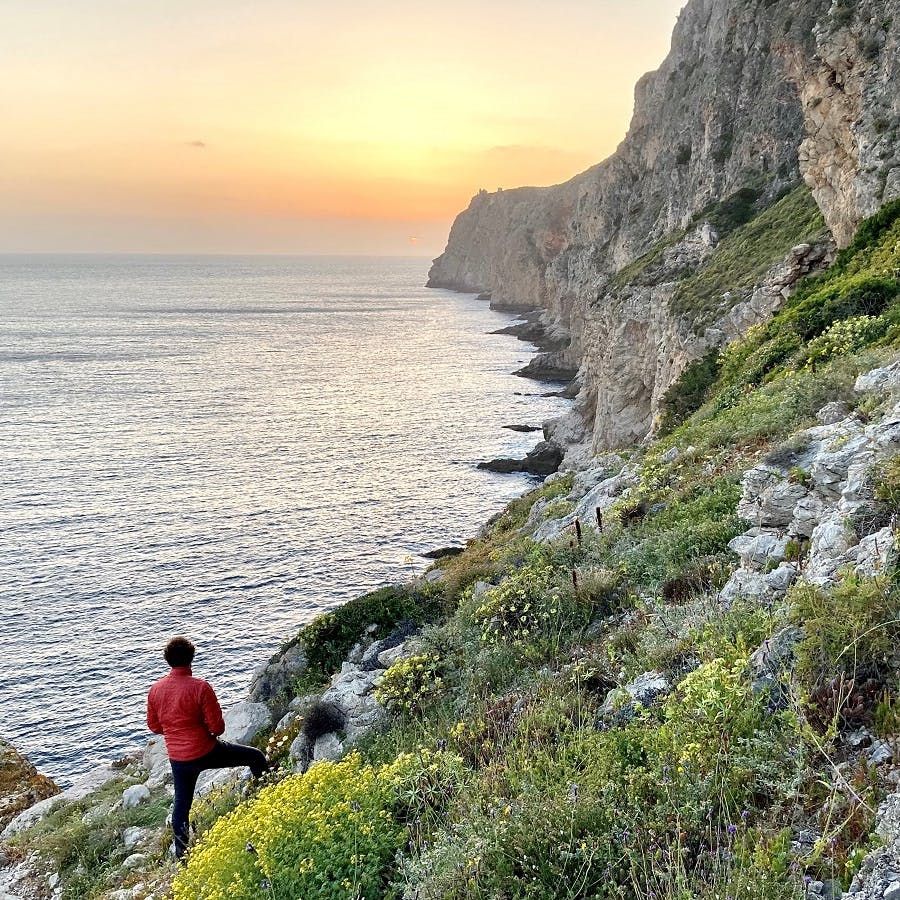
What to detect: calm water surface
<box><xmin>0</xmin><ymin>255</ymin><xmax>567</xmax><ymax>782</ymax></box>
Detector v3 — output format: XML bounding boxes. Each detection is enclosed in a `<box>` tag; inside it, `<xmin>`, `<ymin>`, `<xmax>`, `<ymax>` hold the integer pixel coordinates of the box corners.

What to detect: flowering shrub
<box><xmin>298</xmin><ymin>585</ymin><xmax>441</xmax><ymax>684</ymax></box>
<box><xmin>800</xmin><ymin>314</ymin><xmax>885</xmax><ymax>368</ymax></box>
<box><xmin>375</xmin><ymin>653</ymin><xmax>444</xmax><ymax>715</ymax></box>
<box><xmin>662</xmin><ymin>655</ymin><xmax>756</xmax><ymax>767</ymax></box>
<box><xmin>171</xmin><ymin>752</ymin><xmax>415</xmax><ymax>900</ymax></box>
<box><xmin>263</xmin><ymin>714</ymin><xmax>303</xmax><ymax>768</ymax></box>
<box><xmin>472</xmin><ymin>559</ymin><xmax>561</xmax><ymax>645</ymax></box>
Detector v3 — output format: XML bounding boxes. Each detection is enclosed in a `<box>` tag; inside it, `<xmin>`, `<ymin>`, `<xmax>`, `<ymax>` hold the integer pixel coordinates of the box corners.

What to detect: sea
<box><xmin>0</xmin><ymin>254</ymin><xmax>569</xmax><ymax>784</ymax></box>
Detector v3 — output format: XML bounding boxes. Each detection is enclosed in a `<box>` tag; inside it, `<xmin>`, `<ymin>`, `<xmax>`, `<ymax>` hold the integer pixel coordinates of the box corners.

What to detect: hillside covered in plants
<box><xmin>161</xmin><ymin>200</ymin><xmax>900</xmax><ymax>900</ymax></box>
<box><xmin>170</xmin><ymin>201</ymin><xmax>900</xmax><ymax>900</ymax></box>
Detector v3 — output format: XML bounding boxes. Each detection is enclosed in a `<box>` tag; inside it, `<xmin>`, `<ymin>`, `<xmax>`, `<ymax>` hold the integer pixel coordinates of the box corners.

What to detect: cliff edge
<box><xmin>429</xmin><ymin>0</ymin><xmax>900</xmax><ymax>456</ymax></box>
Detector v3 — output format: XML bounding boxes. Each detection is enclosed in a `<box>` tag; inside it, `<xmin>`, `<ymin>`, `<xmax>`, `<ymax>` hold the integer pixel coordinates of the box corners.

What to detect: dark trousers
<box><xmin>170</xmin><ymin>740</ymin><xmax>268</xmax><ymax>857</ymax></box>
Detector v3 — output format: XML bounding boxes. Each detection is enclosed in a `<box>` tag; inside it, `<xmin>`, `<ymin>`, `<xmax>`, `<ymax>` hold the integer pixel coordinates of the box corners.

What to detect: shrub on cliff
<box><xmin>671</xmin><ymin>184</ymin><xmax>826</xmax><ymax>321</ymax></box>
<box><xmin>657</xmin><ymin>348</ymin><xmax>722</xmax><ymax>435</ymax></box>
<box><xmin>398</xmin><ymin>647</ymin><xmax>802</xmax><ymax>900</ymax></box>
<box><xmin>376</xmin><ymin>653</ymin><xmax>445</xmax><ymax>716</ymax></box>
<box><xmin>789</xmin><ymin>574</ymin><xmax>900</xmax><ymax>731</ymax></box>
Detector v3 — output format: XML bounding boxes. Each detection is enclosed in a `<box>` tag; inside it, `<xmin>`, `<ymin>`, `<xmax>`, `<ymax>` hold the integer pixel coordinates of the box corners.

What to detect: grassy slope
<box><xmin>671</xmin><ymin>185</ymin><xmax>828</xmax><ymax>322</ymax></box>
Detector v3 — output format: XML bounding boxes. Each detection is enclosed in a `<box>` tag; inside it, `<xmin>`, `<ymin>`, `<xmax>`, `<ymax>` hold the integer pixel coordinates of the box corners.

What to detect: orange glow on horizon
<box><xmin>0</xmin><ymin>0</ymin><xmax>686</xmax><ymax>254</ymax></box>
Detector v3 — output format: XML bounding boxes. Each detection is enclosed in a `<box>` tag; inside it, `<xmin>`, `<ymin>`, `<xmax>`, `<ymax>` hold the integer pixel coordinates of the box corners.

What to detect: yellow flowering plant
<box><xmin>375</xmin><ymin>653</ymin><xmax>444</xmax><ymax>715</ymax></box>
<box><xmin>472</xmin><ymin>559</ymin><xmax>562</xmax><ymax>645</ymax></box>
<box><xmin>171</xmin><ymin>752</ymin><xmax>415</xmax><ymax>900</ymax></box>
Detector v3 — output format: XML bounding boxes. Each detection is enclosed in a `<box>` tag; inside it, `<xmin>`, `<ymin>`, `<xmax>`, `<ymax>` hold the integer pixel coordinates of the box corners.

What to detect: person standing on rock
<box><xmin>146</xmin><ymin>636</ymin><xmax>270</xmax><ymax>859</ymax></box>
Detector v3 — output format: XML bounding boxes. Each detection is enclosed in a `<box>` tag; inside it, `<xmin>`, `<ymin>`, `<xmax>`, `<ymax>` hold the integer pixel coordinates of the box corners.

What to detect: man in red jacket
<box><xmin>147</xmin><ymin>636</ymin><xmax>269</xmax><ymax>859</ymax></box>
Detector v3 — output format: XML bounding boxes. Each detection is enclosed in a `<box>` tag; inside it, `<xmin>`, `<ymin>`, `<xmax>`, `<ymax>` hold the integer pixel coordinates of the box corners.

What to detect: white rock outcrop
<box><xmin>720</xmin><ymin>381</ymin><xmax>900</xmax><ymax>605</ymax></box>
<box><xmin>222</xmin><ymin>701</ymin><xmax>272</xmax><ymax>745</ymax></box>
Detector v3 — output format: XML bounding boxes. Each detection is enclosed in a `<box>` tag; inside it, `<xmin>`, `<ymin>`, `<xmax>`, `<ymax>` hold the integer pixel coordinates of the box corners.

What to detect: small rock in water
<box><xmin>523</xmin><ymin>441</ymin><xmax>563</xmax><ymax>476</ymax></box>
<box><xmin>420</xmin><ymin>546</ymin><xmax>464</xmax><ymax>560</ymax></box>
<box><xmin>478</xmin><ymin>457</ymin><xmax>525</xmax><ymax>474</ymax></box>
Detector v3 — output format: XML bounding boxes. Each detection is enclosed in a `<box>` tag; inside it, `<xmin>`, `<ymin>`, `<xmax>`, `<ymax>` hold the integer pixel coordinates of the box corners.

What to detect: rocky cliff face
<box><xmin>429</xmin><ymin>0</ymin><xmax>900</xmax><ymax>457</ymax></box>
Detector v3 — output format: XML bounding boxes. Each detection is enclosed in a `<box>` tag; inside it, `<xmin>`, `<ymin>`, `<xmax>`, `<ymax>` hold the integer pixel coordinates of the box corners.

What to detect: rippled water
<box><xmin>0</xmin><ymin>254</ymin><xmax>567</xmax><ymax>783</ymax></box>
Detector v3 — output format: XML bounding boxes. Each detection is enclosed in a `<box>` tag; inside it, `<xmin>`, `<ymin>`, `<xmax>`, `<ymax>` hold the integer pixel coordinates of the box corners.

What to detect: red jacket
<box><xmin>146</xmin><ymin>667</ymin><xmax>225</xmax><ymax>761</ymax></box>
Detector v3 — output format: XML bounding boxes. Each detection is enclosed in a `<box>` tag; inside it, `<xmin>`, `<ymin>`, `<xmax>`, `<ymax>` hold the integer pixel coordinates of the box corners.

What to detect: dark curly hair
<box><xmin>164</xmin><ymin>636</ymin><xmax>196</xmax><ymax>668</ymax></box>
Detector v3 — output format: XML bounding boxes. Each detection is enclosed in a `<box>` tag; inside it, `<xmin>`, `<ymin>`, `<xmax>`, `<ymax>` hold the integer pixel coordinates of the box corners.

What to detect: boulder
<box><xmin>728</xmin><ymin>529</ymin><xmax>791</xmax><ymax>571</ymax></box>
<box><xmin>223</xmin><ymin>701</ymin><xmax>272</xmax><ymax>745</ymax></box>
<box><xmin>247</xmin><ymin>642</ymin><xmax>308</xmax><ymax>714</ymax></box>
<box><xmin>810</xmin><ymin>429</ymin><xmax>871</xmax><ymax>498</ymax></box>
<box><xmin>2</xmin><ymin>764</ymin><xmax>118</xmax><ymax>838</ymax></box>
<box><xmin>289</xmin><ymin>733</ymin><xmax>311</xmax><ymax>771</ymax></box>
<box><xmin>524</xmin><ymin>441</ymin><xmax>564</xmax><ymax>476</ymax></box>
<box><xmin>477</xmin><ymin>457</ymin><xmax>524</xmax><ymax>474</ymax></box>
<box><xmin>143</xmin><ymin>735</ymin><xmax>171</xmax><ymax>788</ymax></box>
<box><xmin>817</xmin><ymin>401</ymin><xmax>851</xmax><ymax>425</ymax></box>
<box><xmin>719</xmin><ymin>563</ymin><xmax>798</xmax><ymax>605</ymax></box>
<box><xmin>853</xmin><ymin>527</ymin><xmax>897</xmax><ymax>578</ymax></box>
<box><xmin>806</xmin><ymin>513</ymin><xmax>856</xmax><ymax>584</ymax></box>
<box><xmin>532</xmin><ymin>468</ymin><xmax>637</xmax><ymax>543</ymax></box>
<box><xmin>867</xmin><ymin>411</ymin><xmax>900</xmax><ymax>455</ymax></box>
<box><xmin>361</xmin><ymin>624</ymin><xmax>419</xmax><ymax>672</ymax></box>
<box><xmin>0</xmin><ymin>739</ymin><xmax>58</xmax><ymax>831</ymax></box>
<box><xmin>568</xmin><ymin>454</ymin><xmax>625</xmax><ymax>498</ymax></box>
<box><xmin>420</xmin><ymin>546</ymin><xmax>464</xmax><ymax>560</ymax></box>
<box><xmin>122</xmin><ymin>826</ymin><xmax>150</xmax><ymax>850</ymax></box>
<box><xmin>121</xmin><ymin>784</ymin><xmax>150</xmax><ymax>809</ymax></box>
<box><xmin>599</xmin><ymin>671</ymin><xmax>671</xmax><ymax>715</ymax></box>
<box><xmin>737</xmin><ymin>469</ymin><xmax>808</xmax><ymax>528</ymax></box>
<box><xmin>749</xmin><ymin>626</ymin><xmax>804</xmax><ymax>679</ymax></box>
<box><xmin>791</xmin><ymin>494</ymin><xmax>829</xmax><ymax>538</ymax></box>
<box><xmin>195</xmin><ymin>768</ymin><xmax>247</xmax><ymax>797</ymax></box>
<box><xmin>312</xmin><ymin>734</ymin><xmax>344</xmax><ymax>763</ymax></box>
<box><xmin>274</xmin><ymin>710</ymin><xmax>300</xmax><ymax>732</ymax></box>
<box><xmin>320</xmin><ymin>663</ymin><xmax>386</xmax><ymax>741</ymax></box>
<box><xmin>855</xmin><ymin>360</ymin><xmax>900</xmax><ymax>393</ymax></box>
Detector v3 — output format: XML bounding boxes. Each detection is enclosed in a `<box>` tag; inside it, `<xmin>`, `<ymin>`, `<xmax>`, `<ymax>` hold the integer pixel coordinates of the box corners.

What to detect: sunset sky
<box><xmin>1</xmin><ymin>0</ymin><xmax>685</xmax><ymax>255</ymax></box>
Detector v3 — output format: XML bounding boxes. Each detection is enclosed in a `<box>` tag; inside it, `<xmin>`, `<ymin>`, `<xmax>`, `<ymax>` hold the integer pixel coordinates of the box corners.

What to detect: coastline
<box><xmin>0</xmin><ymin>289</ymin><xmax>570</xmax><ymax>795</ymax></box>
<box><xmin>0</xmin><ymin>261</ymin><xmax>571</xmax><ymax>787</ymax></box>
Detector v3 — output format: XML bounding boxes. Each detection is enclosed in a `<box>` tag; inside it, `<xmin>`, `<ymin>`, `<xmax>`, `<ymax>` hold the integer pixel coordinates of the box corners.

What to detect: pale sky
<box><xmin>0</xmin><ymin>0</ymin><xmax>685</xmax><ymax>255</ymax></box>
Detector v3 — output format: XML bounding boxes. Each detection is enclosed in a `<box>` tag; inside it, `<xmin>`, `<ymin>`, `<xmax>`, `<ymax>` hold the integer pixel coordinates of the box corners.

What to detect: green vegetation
<box><xmin>671</xmin><ymin>185</ymin><xmax>827</xmax><ymax>322</ymax></box>
<box><xmin>656</xmin><ymin>198</ymin><xmax>900</xmax><ymax>449</ymax></box>
<box><xmin>375</xmin><ymin>653</ymin><xmax>444</xmax><ymax>715</ymax></box>
<box><xmin>691</xmin><ymin>184</ymin><xmax>764</xmax><ymax>236</ymax></box>
<box><xmin>610</xmin><ymin>230</ymin><xmax>686</xmax><ymax>289</ymax></box>
<box><xmin>11</xmin><ymin>776</ymin><xmax>172</xmax><ymax>900</ymax></box>
<box><xmin>873</xmin><ymin>453</ymin><xmax>900</xmax><ymax>509</ymax></box>
<box><xmin>657</xmin><ymin>349</ymin><xmax>721</xmax><ymax>435</ymax></box>
<box><xmin>171</xmin><ymin>752</ymin><xmax>443</xmax><ymax>900</ymax></box>
<box><xmin>789</xmin><ymin>574</ymin><xmax>900</xmax><ymax>725</ymax></box>
<box><xmin>295</xmin><ymin>584</ymin><xmax>443</xmax><ymax>689</ymax></box>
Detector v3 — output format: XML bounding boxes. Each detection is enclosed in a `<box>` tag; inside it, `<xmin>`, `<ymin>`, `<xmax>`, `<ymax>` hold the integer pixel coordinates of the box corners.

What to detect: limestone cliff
<box><xmin>429</xmin><ymin>0</ymin><xmax>900</xmax><ymax>457</ymax></box>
